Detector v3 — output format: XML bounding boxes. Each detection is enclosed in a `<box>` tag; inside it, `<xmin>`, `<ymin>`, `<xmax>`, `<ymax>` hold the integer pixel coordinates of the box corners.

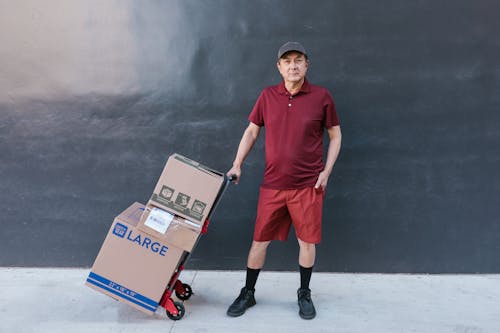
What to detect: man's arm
<box><xmin>315</xmin><ymin>125</ymin><xmax>342</xmax><ymax>190</ymax></box>
<box><xmin>227</xmin><ymin>122</ymin><xmax>261</xmax><ymax>184</ymax></box>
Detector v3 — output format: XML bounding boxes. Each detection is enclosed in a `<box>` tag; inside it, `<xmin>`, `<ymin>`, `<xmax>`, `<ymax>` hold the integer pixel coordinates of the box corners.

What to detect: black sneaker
<box><xmin>297</xmin><ymin>288</ymin><xmax>316</xmax><ymax>319</ymax></box>
<box><xmin>227</xmin><ymin>287</ymin><xmax>256</xmax><ymax>317</ymax></box>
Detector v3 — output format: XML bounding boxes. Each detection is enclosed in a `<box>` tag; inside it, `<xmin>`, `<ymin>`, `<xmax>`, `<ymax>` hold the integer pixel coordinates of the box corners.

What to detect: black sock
<box><xmin>245</xmin><ymin>267</ymin><xmax>260</xmax><ymax>291</ymax></box>
<box><xmin>300</xmin><ymin>265</ymin><xmax>313</xmax><ymax>290</ymax></box>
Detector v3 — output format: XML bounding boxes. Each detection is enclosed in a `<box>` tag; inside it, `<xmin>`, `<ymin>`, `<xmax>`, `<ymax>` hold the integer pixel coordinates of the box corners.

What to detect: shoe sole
<box><xmin>226</xmin><ymin>301</ymin><xmax>256</xmax><ymax>317</ymax></box>
<box><xmin>227</xmin><ymin>310</ymin><xmax>245</xmax><ymax>317</ymax></box>
<box><xmin>299</xmin><ymin>311</ymin><xmax>316</xmax><ymax>320</ymax></box>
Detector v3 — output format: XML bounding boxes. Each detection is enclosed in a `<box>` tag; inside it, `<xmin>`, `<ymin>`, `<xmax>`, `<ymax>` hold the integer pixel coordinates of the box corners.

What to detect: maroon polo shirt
<box><xmin>249</xmin><ymin>78</ymin><xmax>340</xmax><ymax>189</ymax></box>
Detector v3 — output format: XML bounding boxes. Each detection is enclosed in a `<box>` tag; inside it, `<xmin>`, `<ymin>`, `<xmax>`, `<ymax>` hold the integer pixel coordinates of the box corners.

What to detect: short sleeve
<box><xmin>323</xmin><ymin>90</ymin><xmax>340</xmax><ymax>128</ymax></box>
<box><xmin>248</xmin><ymin>91</ymin><xmax>265</xmax><ymax>126</ymax></box>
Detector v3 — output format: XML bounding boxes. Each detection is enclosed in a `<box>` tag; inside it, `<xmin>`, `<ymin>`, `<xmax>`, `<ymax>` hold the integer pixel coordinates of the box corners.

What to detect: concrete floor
<box><xmin>0</xmin><ymin>268</ymin><xmax>498</xmax><ymax>333</ymax></box>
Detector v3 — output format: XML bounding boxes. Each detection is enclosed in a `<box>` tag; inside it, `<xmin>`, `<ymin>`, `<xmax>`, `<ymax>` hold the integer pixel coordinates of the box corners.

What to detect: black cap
<box><xmin>278</xmin><ymin>41</ymin><xmax>307</xmax><ymax>59</ymax></box>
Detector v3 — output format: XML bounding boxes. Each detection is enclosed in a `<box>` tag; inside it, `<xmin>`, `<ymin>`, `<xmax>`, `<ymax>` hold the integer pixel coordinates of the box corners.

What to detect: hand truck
<box><xmin>158</xmin><ymin>174</ymin><xmax>236</xmax><ymax>320</ymax></box>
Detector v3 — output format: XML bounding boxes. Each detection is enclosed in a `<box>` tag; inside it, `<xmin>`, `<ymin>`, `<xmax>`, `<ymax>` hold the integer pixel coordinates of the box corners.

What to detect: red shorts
<box><xmin>253</xmin><ymin>187</ymin><xmax>325</xmax><ymax>244</ymax></box>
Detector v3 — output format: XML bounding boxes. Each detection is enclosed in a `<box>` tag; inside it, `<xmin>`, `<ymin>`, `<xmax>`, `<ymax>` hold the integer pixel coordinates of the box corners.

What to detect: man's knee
<box><xmin>248</xmin><ymin>240</ymin><xmax>271</xmax><ymax>269</ymax></box>
<box><xmin>250</xmin><ymin>240</ymin><xmax>271</xmax><ymax>254</ymax></box>
<box><xmin>298</xmin><ymin>238</ymin><xmax>316</xmax><ymax>267</ymax></box>
<box><xmin>298</xmin><ymin>238</ymin><xmax>316</xmax><ymax>251</ymax></box>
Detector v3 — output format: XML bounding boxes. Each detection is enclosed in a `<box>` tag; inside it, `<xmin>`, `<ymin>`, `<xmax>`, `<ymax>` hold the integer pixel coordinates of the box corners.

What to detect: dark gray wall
<box><xmin>1</xmin><ymin>0</ymin><xmax>499</xmax><ymax>272</ymax></box>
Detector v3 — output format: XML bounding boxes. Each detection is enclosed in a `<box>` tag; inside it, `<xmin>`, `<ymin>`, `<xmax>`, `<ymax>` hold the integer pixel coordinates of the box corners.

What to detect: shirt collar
<box><xmin>278</xmin><ymin>77</ymin><xmax>311</xmax><ymax>95</ymax></box>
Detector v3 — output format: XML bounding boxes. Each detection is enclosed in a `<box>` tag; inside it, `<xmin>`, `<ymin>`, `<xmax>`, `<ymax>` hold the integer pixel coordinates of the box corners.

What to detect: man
<box><xmin>226</xmin><ymin>42</ymin><xmax>342</xmax><ymax>320</ymax></box>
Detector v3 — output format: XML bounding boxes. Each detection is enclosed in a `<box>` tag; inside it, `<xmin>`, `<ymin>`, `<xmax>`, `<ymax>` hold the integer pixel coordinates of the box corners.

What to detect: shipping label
<box><xmin>144</xmin><ymin>208</ymin><xmax>174</xmax><ymax>234</ymax></box>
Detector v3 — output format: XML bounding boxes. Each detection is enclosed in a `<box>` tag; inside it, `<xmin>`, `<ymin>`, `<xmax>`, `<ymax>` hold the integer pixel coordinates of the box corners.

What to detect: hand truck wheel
<box><xmin>175</xmin><ymin>283</ymin><xmax>193</xmax><ymax>300</ymax></box>
<box><xmin>166</xmin><ymin>301</ymin><xmax>185</xmax><ymax>320</ymax></box>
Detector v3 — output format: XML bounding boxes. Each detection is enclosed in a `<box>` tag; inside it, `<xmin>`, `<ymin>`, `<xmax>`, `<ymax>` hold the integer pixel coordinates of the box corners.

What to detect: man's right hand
<box><xmin>226</xmin><ymin>165</ymin><xmax>242</xmax><ymax>184</ymax></box>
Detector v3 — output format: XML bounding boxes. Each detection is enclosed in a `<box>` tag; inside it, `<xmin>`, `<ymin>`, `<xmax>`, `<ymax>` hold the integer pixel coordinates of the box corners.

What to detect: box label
<box><xmin>87</xmin><ymin>272</ymin><xmax>158</xmax><ymax>313</ymax></box>
<box><xmin>112</xmin><ymin>222</ymin><xmax>169</xmax><ymax>256</ymax></box>
<box><xmin>144</xmin><ymin>208</ymin><xmax>174</xmax><ymax>234</ymax></box>
<box><xmin>151</xmin><ymin>193</ymin><xmax>206</xmax><ymax>222</ymax></box>
<box><xmin>159</xmin><ymin>185</ymin><xmax>174</xmax><ymax>201</ymax></box>
<box><xmin>192</xmin><ymin>200</ymin><xmax>206</xmax><ymax>215</ymax></box>
<box><xmin>175</xmin><ymin>192</ymin><xmax>191</xmax><ymax>207</ymax></box>
<box><xmin>112</xmin><ymin>223</ymin><xmax>128</xmax><ymax>238</ymax></box>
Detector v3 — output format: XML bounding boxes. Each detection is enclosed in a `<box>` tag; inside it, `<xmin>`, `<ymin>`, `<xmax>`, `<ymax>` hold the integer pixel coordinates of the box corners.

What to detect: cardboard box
<box><xmin>148</xmin><ymin>154</ymin><xmax>225</xmax><ymax>225</ymax></box>
<box><xmin>138</xmin><ymin>204</ymin><xmax>201</xmax><ymax>253</ymax></box>
<box><xmin>86</xmin><ymin>202</ymin><xmax>185</xmax><ymax>315</ymax></box>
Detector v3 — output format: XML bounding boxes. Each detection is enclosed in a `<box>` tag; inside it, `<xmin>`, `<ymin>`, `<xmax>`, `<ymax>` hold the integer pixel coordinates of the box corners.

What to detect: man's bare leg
<box><xmin>227</xmin><ymin>240</ymin><xmax>271</xmax><ymax>317</ymax></box>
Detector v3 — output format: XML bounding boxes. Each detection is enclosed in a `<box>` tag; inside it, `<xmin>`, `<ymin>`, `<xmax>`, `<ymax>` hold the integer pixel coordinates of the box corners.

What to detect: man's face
<box><xmin>277</xmin><ymin>52</ymin><xmax>308</xmax><ymax>83</ymax></box>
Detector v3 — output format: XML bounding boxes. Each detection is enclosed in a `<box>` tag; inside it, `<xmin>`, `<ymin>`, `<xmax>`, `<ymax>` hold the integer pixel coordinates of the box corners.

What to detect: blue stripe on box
<box><xmin>87</xmin><ymin>272</ymin><xmax>158</xmax><ymax>312</ymax></box>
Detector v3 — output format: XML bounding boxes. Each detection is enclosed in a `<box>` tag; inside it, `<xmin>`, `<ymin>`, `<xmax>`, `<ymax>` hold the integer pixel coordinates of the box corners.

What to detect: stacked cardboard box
<box><xmin>139</xmin><ymin>154</ymin><xmax>225</xmax><ymax>252</ymax></box>
<box><xmin>86</xmin><ymin>154</ymin><xmax>225</xmax><ymax>314</ymax></box>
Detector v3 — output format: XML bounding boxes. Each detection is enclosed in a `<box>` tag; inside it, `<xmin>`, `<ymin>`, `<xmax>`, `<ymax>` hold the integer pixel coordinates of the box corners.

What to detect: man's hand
<box><xmin>314</xmin><ymin>126</ymin><xmax>341</xmax><ymax>192</ymax></box>
<box><xmin>314</xmin><ymin>170</ymin><xmax>329</xmax><ymax>191</ymax></box>
<box><xmin>227</xmin><ymin>165</ymin><xmax>242</xmax><ymax>184</ymax></box>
